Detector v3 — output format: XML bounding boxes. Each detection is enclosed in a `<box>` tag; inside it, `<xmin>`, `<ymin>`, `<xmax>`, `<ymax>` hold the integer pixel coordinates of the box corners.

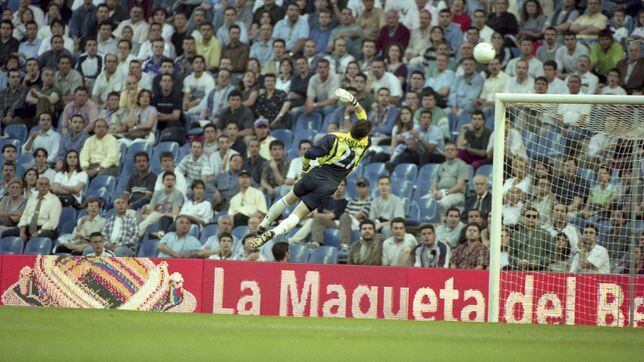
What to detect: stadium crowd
<box><xmin>0</xmin><ymin>0</ymin><xmax>641</xmax><ymax>274</ymax></box>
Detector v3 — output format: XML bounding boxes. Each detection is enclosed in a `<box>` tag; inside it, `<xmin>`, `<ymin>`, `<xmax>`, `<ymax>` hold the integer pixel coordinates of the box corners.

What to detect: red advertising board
<box><xmin>0</xmin><ymin>255</ymin><xmax>642</xmax><ymax>327</ymax></box>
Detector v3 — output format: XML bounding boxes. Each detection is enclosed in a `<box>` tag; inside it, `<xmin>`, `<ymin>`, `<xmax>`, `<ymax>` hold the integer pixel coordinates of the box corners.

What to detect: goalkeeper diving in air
<box><xmin>251</xmin><ymin>89</ymin><xmax>372</xmax><ymax>248</ymax></box>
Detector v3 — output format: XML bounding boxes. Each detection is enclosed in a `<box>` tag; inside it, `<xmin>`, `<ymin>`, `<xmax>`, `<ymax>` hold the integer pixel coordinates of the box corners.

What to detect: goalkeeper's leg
<box><xmin>252</xmin><ymin>200</ymin><xmax>311</xmax><ymax>248</ymax></box>
<box><xmin>258</xmin><ymin>190</ymin><xmax>299</xmax><ymax>233</ymax></box>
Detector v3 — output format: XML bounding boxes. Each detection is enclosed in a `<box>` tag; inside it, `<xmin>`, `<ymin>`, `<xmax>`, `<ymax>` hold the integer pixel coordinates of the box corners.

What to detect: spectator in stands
<box><xmin>102</xmin><ymin>92</ymin><xmax>129</xmax><ymax>136</ymax></box>
<box><xmin>615</xmin><ymin>41</ymin><xmax>644</xmax><ymax>95</ymax></box>
<box><xmin>55</xmin><ymin>56</ymin><xmax>83</xmax><ymax>104</ymax></box>
<box><xmin>450</xmin><ymin>223</ymin><xmax>489</xmax><ymax>269</ymax></box>
<box><xmin>201</xmin><ymin>123</ymin><xmax>219</xmax><ymax>157</ymax></box>
<box><xmin>546</xmin><ymin>0</ymin><xmax>579</xmax><ymax>34</ymax></box>
<box><xmin>502</xmin><ymin>186</ymin><xmax>524</xmax><ymax>227</ymax></box>
<box><xmin>304</xmin><ymin>59</ymin><xmax>339</xmax><ymax>116</ymax></box>
<box><xmin>250</xmin><ymin>23</ymin><xmax>274</xmax><ymax>65</ymax></box>
<box><xmin>436</xmin><ymin>207</ymin><xmax>466</xmax><ymax>249</ymax></box>
<box><xmin>381</xmin><ymin>217</ymin><xmax>417</xmax><ymax>266</ymax></box>
<box><xmin>447</xmin><ymin>57</ymin><xmax>483</xmax><ymax>119</ymax></box>
<box><xmin>176</xmin><ymin>140</ymin><xmax>209</xmax><ymax>185</ymax></box>
<box><xmin>207</xmin><ymin>134</ymin><xmax>240</xmax><ymax>176</ymax></box>
<box><xmin>328</xmin><ymin>7</ymin><xmax>362</xmax><ymax>58</ymax></box>
<box><xmin>532</xmin><ymin>177</ymin><xmax>554</xmax><ymax>225</ymax></box>
<box><xmin>486</xmin><ymin>0</ymin><xmax>518</xmax><ymax>38</ymax></box>
<box><xmin>272</xmin><ymin>3</ymin><xmax>308</xmax><ymax>54</ymax></box>
<box><xmin>207</xmin><ymin>232</ymin><xmax>235</xmax><ymax>260</ymax></box>
<box><xmin>473</xmin><ymin>9</ymin><xmax>494</xmax><ymax>43</ymax></box>
<box><xmin>537</xmin><ymin>27</ymin><xmax>560</xmax><ymax>63</ymax></box>
<box><xmin>552</xmin><ymin>158</ymin><xmax>589</xmax><ymax>219</ymax></box>
<box><xmin>87</xmin><ymin>232</ymin><xmax>115</xmax><ymax>257</ymax></box>
<box><xmin>456</xmin><ymin>110</ymin><xmax>492</xmax><ymax>169</ymax></box>
<box><xmin>368</xmin><ymin>87</ymin><xmax>396</xmax><ymax>141</ymax></box>
<box><xmin>463</xmin><ymin>175</ymin><xmax>492</xmax><ymax>223</ymax></box>
<box><xmin>79</xmin><ymin>119</ymin><xmax>120</xmax><ymax>177</ymax></box>
<box><xmin>140</xmin><ymin>171</ymin><xmax>184</xmax><ymax>239</ymax></box>
<box><xmin>467</xmin><ymin>209</ymin><xmax>484</xmax><ymax>227</ymax></box>
<box><xmin>2</xmin><ymin>145</ymin><xmax>23</xmax><ymax>177</ymax></box>
<box><xmin>545</xmin><ymin>203</ymin><xmax>580</xmax><ymax>253</ymax></box>
<box><xmin>11</xmin><ymin>177</ymin><xmax>61</xmax><ymax>242</ymax></box>
<box><xmin>22</xmin><ymin>68</ymin><xmax>59</xmax><ymax>126</ymax></box>
<box><xmin>153</xmin><ymin>74</ymin><xmax>183</xmax><ymax>131</ymax></box>
<box><xmin>570</xmin><ymin>224</ymin><xmax>610</xmax><ymax>274</ymax></box>
<box><xmin>348</xmin><ymin>219</ymin><xmax>383</xmax><ymax>265</ymax></box>
<box><xmin>581</xmin><ymin>166</ymin><xmax>616</xmax><ymax>222</ymax></box>
<box><xmin>0</xmin><ymin>179</ymin><xmax>26</xmax><ymax>236</ymax></box>
<box><xmin>182</xmin><ymin>55</ymin><xmax>215</xmax><ymax>116</ymax></box>
<box><xmin>56</xmin><ymin>114</ymin><xmax>89</xmax><ymax>169</ymax></box>
<box><xmin>0</xmin><ymin>163</ymin><xmax>15</xmax><ymax>195</ymax></box>
<box><xmin>543</xmin><ymin>61</ymin><xmax>567</xmax><ymax>94</ymax></box>
<box><xmin>211</xmin><ymin>153</ymin><xmax>243</xmax><ymax>210</ymax></box>
<box><xmin>157</xmin><ymin>215</ymin><xmax>201</xmax><ymax>258</ymax></box>
<box><xmin>261</xmin><ymin>39</ymin><xmax>286</xmax><ymax>75</ymax></box>
<box><xmin>475</xmin><ymin>58</ymin><xmax>509</xmax><ymax>117</ymax></box>
<box><xmin>22</xmin><ymin>168</ymin><xmax>38</xmax><ymax>198</ymax></box>
<box><xmin>369</xmin><ymin>175</ymin><xmax>404</xmax><ymax>234</ymax></box>
<box><xmin>255</xmin><ymin>73</ymin><xmax>291</xmax><ymax>130</ymax></box>
<box><xmin>425</xmin><ymin>54</ymin><xmax>454</xmax><ymax>101</ymax></box>
<box><xmin>605</xmin><ymin>208</ymin><xmax>631</xmax><ymax>272</ymax></box>
<box><xmin>97</xmin><ymin>21</ymin><xmax>118</xmax><ymax>56</ymax></box>
<box><xmin>506</xmin><ymin>38</ymin><xmax>544</xmax><ymax>78</ymax></box>
<box><xmin>37</xmin><ymin>35</ymin><xmax>72</xmax><ymax>70</ymax></box>
<box><xmin>504</xmin><ymin>59</ymin><xmax>534</xmax><ymax>94</ymax></box>
<box><xmin>201</xmin><ymin>69</ymin><xmax>234</xmax><ymax>122</ymax></box>
<box><xmin>510</xmin><ymin>207</ymin><xmax>554</xmax><ymax>270</ymax></box>
<box><xmin>218</xmin><ymin>91</ymin><xmax>254</xmax><ymax>136</ymax></box>
<box><xmin>371</xmin><ymin>58</ymin><xmax>403</xmax><ymax>102</ymax></box>
<box><xmin>567</xmin><ymin>0</ymin><xmax>608</xmax><ymax>44</ymax></box>
<box><xmin>76</xmin><ymin>38</ymin><xmax>102</xmax><ymax>87</ymax></box>
<box><xmin>414</xmin><ymin>223</ymin><xmax>450</xmax><ymax>268</ymax></box>
<box><xmin>0</xmin><ymin>20</ymin><xmax>19</xmax><ymax>66</ymax></box>
<box><xmin>229</xmin><ymin>170</ymin><xmax>267</xmax><ymax>227</ymax></box>
<box><xmin>548</xmin><ymin>232</ymin><xmax>572</xmax><ymax>272</ymax></box>
<box><xmin>199</xmin><ymin>215</ymin><xmax>236</xmax><ymax>257</ymax></box>
<box><xmin>376</xmin><ymin>10</ymin><xmax>410</xmax><ymax>54</ymax></box>
<box><xmin>52</xmin><ymin>149</ymin><xmax>87</xmax><ymax>209</ymax></box>
<box><xmin>590</xmin><ymin>29</ymin><xmax>624</xmax><ymax>76</ymax></box>
<box><xmin>195</xmin><ymin>22</ymin><xmax>222</xmax><ymax>71</ymax></box>
<box><xmin>235</xmin><ymin>233</ymin><xmax>265</xmax><ymax>261</ymax></box>
<box><xmin>573</xmin><ymin>55</ymin><xmax>598</xmax><ymax>94</ymax></box>
<box><xmin>56</xmin><ymin>197</ymin><xmax>104</xmax><ymax>254</ymax></box>
<box><xmin>260</xmin><ymin>140</ymin><xmax>289</xmax><ymax>198</ymax></box>
<box><xmin>61</xmin><ymin>87</ymin><xmax>99</xmax><ymax>135</ymax></box>
<box><xmin>503</xmin><ymin>157</ymin><xmax>532</xmax><ymax>195</ymax></box>
<box><xmin>284</xmin><ymin>140</ymin><xmax>311</xmax><ymax>186</ymax></box>
<box><xmin>32</xmin><ymin>148</ymin><xmax>56</xmax><ymax>181</ymax></box>
<box><xmin>601</xmin><ymin>68</ymin><xmax>627</xmax><ymax>95</ymax></box>
<box><xmin>0</xmin><ymin>70</ymin><xmax>28</xmax><ymax>126</ymax></box>
<box><xmin>22</xmin><ymin>112</ymin><xmax>61</xmax><ymax>164</ymax></box>
<box><xmin>272</xmin><ymin>241</ymin><xmax>290</xmax><ymax>263</ymax></box>
<box><xmin>437</xmin><ymin>9</ymin><xmax>462</xmax><ymax>54</ymax></box>
<box><xmin>432</xmin><ymin>142</ymin><xmax>468</xmax><ymax>210</ymax></box>
<box><xmin>179</xmin><ymin>179</ymin><xmax>213</xmax><ymax>227</ymax></box>
<box><xmin>555</xmin><ymin>31</ymin><xmax>588</xmax><ymax>79</ymax></box>
<box><xmin>243</xmin><ymin>138</ymin><xmax>267</xmax><ymax>186</ymax></box>
<box><xmin>322</xmin><ymin>176</ymin><xmax>371</xmax><ymax>248</ymax></box>
<box><xmin>124</xmin><ymin>151</ymin><xmax>156</xmax><ymax>210</ymax></box>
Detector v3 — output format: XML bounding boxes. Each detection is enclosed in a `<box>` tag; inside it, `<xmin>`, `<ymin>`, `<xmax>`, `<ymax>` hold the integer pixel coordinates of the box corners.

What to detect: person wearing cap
<box><xmin>311</xmin><ymin>176</ymin><xmax>372</xmax><ymax>249</ymax></box>
<box><xmin>253</xmin><ymin>118</ymin><xmax>276</xmax><ymax>160</ymax></box>
<box><xmin>228</xmin><ymin>169</ymin><xmax>267</xmax><ymax>227</ymax></box>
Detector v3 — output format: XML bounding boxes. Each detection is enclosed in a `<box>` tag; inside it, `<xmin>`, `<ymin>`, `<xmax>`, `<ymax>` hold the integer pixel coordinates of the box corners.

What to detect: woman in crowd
<box><xmin>342</xmin><ymin>61</ymin><xmax>361</xmax><ymax>89</ymax></box>
<box><xmin>532</xmin><ymin>177</ymin><xmax>554</xmax><ymax>226</ymax></box>
<box><xmin>491</xmin><ymin>31</ymin><xmax>512</xmax><ymax>68</ymax></box>
<box><xmin>22</xmin><ymin>168</ymin><xmax>38</xmax><ymax>199</ymax></box>
<box><xmin>238</xmin><ymin>69</ymin><xmax>260</xmax><ymax>110</ymax></box>
<box><xmin>52</xmin><ymin>150</ymin><xmax>88</xmax><ymax>209</ymax></box>
<box><xmin>386</xmin><ymin>44</ymin><xmax>408</xmax><ymax>87</ymax></box>
<box><xmin>549</xmin><ymin>232</ymin><xmax>572</xmax><ymax>272</ymax></box>
<box><xmin>518</xmin><ymin>0</ymin><xmax>546</xmax><ymax>41</ymax></box>
<box><xmin>121</xmin><ymin>89</ymin><xmax>158</xmax><ymax>147</ymax></box>
<box><xmin>276</xmin><ymin>58</ymin><xmax>293</xmax><ymax>93</ymax></box>
<box><xmin>0</xmin><ymin>179</ymin><xmax>27</xmax><ymax>237</ymax></box>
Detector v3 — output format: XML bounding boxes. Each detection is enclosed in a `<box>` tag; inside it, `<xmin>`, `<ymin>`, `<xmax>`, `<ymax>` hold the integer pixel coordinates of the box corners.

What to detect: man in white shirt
<box><xmin>228</xmin><ymin>170</ymin><xmax>268</xmax><ymax>227</ymax></box>
<box><xmin>113</xmin><ymin>5</ymin><xmax>149</xmax><ymax>44</ymax></box>
<box><xmin>154</xmin><ymin>152</ymin><xmax>188</xmax><ymax>197</ymax></box>
<box><xmin>544</xmin><ymin>203</ymin><xmax>580</xmax><ymax>254</ymax></box>
<box><xmin>325</xmin><ymin>37</ymin><xmax>355</xmax><ymax>74</ymax></box>
<box><xmin>217</xmin><ymin>7</ymin><xmax>250</xmax><ymax>46</ymax></box>
<box><xmin>285</xmin><ymin>140</ymin><xmax>312</xmax><ymax>185</ymax></box>
<box><xmin>543</xmin><ymin>60</ymin><xmax>567</xmax><ymax>94</ymax></box>
<box><xmin>571</xmin><ymin>55</ymin><xmax>598</xmax><ymax>95</ymax></box>
<box><xmin>570</xmin><ymin>224</ymin><xmax>610</xmax><ymax>274</ymax></box>
<box><xmin>505</xmin><ymin>38</ymin><xmax>544</xmax><ymax>79</ymax></box>
<box><xmin>472</xmin><ymin>9</ymin><xmax>493</xmax><ymax>43</ymax></box>
<box><xmin>475</xmin><ymin>57</ymin><xmax>508</xmax><ymax>117</ymax></box>
<box><xmin>182</xmin><ymin>56</ymin><xmax>215</xmax><ymax>115</ymax></box>
<box><xmin>16</xmin><ymin>177</ymin><xmax>62</xmax><ymax>241</ymax></box>
<box><xmin>504</xmin><ymin>59</ymin><xmax>534</xmax><ymax>94</ymax></box>
<box><xmin>91</xmin><ymin>54</ymin><xmax>123</xmax><ymax>105</ymax></box>
<box><xmin>97</xmin><ymin>21</ymin><xmax>118</xmax><ymax>57</ymax></box>
<box><xmin>86</xmin><ymin>232</ymin><xmax>116</xmax><ymax>257</ymax></box>
<box><xmin>22</xmin><ymin>112</ymin><xmax>61</xmax><ymax>164</ymax></box>
<box><xmin>555</xmin><ymin>31</ymin><xmax>589</xmax><ymax>78</ymax></box>
<box><xmin>381</xmin><ymin>218</ymin><xmax>417</xmax><ymax>266</ymax></box>
<box><xmin>370</xmin><ymin>58</ymin><xmax>402</xmax><ymax>102</ymax></box>
<box><xmin>304</xmin><ymin>59</ymin><xmax>340</xmax><ymax>116</ymax></box>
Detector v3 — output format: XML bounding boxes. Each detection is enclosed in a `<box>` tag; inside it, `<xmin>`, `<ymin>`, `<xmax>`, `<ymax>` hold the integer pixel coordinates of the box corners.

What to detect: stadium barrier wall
<box><xmin>0</xmin><ymin>255</ymin><xmax>642</xmax><ymax>327</ymax></box>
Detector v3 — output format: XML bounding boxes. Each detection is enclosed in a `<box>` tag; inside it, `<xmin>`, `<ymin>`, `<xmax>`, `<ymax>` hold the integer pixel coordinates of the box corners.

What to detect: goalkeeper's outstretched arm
<box><xmin>336</xmin><ymin>88</ymin><xmax>367</xmax><ymax>121</ymax></box>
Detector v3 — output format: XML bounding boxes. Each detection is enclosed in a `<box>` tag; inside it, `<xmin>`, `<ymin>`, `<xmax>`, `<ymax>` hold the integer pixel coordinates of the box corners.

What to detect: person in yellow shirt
<box><xmin>79</xmin><ymin>119</ymin><xmax>120</xmax><ymax>177</ymax></box>
<box><xmin>567</xmin><ymin>0</ymin><xmax>607</xmax><ymax>41</ymax></box>
<box><xmin>195</xmin><ymin>23</ymin><xmax>221</xmax><ymax>71</ymax></box>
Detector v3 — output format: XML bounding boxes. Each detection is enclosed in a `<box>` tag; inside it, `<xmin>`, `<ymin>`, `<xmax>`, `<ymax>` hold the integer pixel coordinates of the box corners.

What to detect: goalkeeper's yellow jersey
<box><xmin>303</xmin><ymin>132</ymin><xmax>371</xmax><ymax>180</ymax></box>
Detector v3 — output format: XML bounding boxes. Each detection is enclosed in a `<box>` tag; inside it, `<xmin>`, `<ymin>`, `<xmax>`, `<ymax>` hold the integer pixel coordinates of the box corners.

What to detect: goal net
<box><xmin>488</xmin><ymin>94</ymin><xmax>644</xmax><ymax>327</ymax></box>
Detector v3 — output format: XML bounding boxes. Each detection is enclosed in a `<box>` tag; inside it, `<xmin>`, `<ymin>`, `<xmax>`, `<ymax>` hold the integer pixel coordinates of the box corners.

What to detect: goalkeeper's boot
<box><xmin>256</xmin><ymin>224</ymin><xmax>268</xmax><ymax>236</ymax></box>
<box><xmin>250</xmin><ymin>230</ymin><xmax>275</xmax><ymax>249</ymax></box>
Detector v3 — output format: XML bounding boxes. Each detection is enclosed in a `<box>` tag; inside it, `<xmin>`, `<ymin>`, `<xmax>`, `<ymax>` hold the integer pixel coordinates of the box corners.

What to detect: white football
<box><xmin>473</xmin><ymin>42</ymin><xmax>496</xmax><ymax>64</ymax></box>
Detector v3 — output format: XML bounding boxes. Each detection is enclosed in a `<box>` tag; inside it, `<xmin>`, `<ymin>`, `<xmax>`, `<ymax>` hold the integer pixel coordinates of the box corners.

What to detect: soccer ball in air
<box><xmin>473</xmin><ymin>42</ymin><xmax>496</xmax><ymax>64</ymax></box>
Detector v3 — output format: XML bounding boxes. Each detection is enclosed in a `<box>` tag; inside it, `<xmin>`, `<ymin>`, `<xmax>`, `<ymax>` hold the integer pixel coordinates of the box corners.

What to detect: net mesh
<box><xmin>497</xmin><ymin>100</ymin><xmax>643</xmax><ymax>326</ymax></box>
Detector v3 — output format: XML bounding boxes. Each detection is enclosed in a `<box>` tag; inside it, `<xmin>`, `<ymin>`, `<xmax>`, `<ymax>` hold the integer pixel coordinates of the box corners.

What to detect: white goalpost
<box><xmin>488</xmin><ymin>93</ymin><xmax>644</xmax><ymax>326</ymax></box>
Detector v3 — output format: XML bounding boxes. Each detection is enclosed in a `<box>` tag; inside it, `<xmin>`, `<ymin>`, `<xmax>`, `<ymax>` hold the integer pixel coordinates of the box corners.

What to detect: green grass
<box><xmin>0</xmin><ymin>307</ymin><xmax>642</xmax><ymax>361</ymax></box>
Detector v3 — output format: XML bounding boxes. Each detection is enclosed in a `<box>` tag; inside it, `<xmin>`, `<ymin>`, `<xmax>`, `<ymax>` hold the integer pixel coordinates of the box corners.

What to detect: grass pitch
<box><xmin>0</xmin><ymin>307</ymin><xmax>642</xmax><ymax>361</ymax></box>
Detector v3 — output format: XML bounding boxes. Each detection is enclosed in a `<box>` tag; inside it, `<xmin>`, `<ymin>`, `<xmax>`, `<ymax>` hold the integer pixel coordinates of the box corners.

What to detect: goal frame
<box><xmin>488</xmin><ymin>93</ymin><xmax>644</xmax><ymax>325</ymax></box>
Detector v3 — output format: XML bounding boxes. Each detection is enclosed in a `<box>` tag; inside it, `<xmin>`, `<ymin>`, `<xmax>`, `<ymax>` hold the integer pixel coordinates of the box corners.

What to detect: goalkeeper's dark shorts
<box><xmin>293</xmin><ymin>167</ymin><xmax>342</xmax><ymax>211</ymax></box>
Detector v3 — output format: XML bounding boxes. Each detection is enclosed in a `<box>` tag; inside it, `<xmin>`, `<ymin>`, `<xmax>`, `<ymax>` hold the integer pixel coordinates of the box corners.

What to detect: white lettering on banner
<box><xmin>635</xmin><ymin>297</ymin><xmax>644</xmax><ymax>326</ymax></box>
<box><xmin>504</xmin><ymin>275</ymin><xmax>534</xmax><ymax>323</ymax></box>
<box><xmin>536</xmin><ymin>293</ymin><xmax>563</xmax><ymax>324</ymax></box>
<box><xmin>237</xmin><ymin>281</ymin><xmax>261</xmax><ymax>316</ymax></box>
<box><xmin>213</xmin><ymin>267</ymin><xmax>234</xmax><ymax>314</ymax></box>
<box><xmin>412</xmin><ymin>287</ymin><xmax>438</xmax><ymax>320</ymax></box>
<box><xmin>565</xmin><ymin>277</ymin><xmax>576</xmax><ymax>325</ymax></box>
<box><xmin>461</xmin><ymin>290</ymin><xmax>485</xmax><ymax>322</ymax></box>
<box><xmin>383</xmin><ymin>287</ymin><xmax>409</xmax><ymax>320</ymax></box>
<box><xmin>352</xmin><ymin>286</ymin><xmax>378</xmax><ymax>319</ymax></box>
<box><xmin>440</xmin><ymin>278</ymin><xmax>460</xmax><ymax>321</ymax></box>
<box><xmin>322</xmin><ymin>284</ymin><xmax>347</xmax><ymax>317</ymax></box>
<box><xmin>597</xmin><ymin>283</ymin><xmax>625</xmax><ymax>327</ymax></box>
<box><xmin>280</xmin><ymin>270</ymin><xmax>320</xmax><ymax>317</ymax></box>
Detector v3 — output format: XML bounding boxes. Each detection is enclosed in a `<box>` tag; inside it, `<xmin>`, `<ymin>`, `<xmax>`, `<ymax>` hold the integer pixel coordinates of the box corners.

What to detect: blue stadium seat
<box><xmin>402</xmin><ymin>197</ymin><xmax>412</xmax><ymax>216</ymax></box>
<box><xmin>392</xmin><ymin>180</ymin><xmax>414</xmax><ymax>200</ymax></box>
<box><xmin>476</xmin><ymin>164</ymin><xmax>493</xmax><ymax>179</ymax></box>
<box><xmin>0</xmin><ymin>237</ymin><xmax>23</xmax><ymax>254</ymax></box>
<box><xmin>4</xmin><ymin>124</ymin><xmax>27</xmax><ymax>144</ymax></box>
<box><xmin>137</xmin><ymin>239</ymin><xmax>159</xmax><ymax>257</ymax></box>
<box><xmin>323</xmin><ymin>229</ymin><xmax>340</xmax><ymax>248</ymax></box>
<box><xmin>58</xmin><ymin>207</ymin><xmax>77</xmax><ymax>229</ymax></box>
<box><xmin>89</xmin><ymin>175</ymin><xmax>116</xmax><ymax>194</ymax></box>
<box><xmin>414</xmin><ymin>163</ymin><xmax>439</xmax><ymax>199</ymax></box>
<box><xmin>417</xmin><ymin>196</ymin><xmax>440</xmax><ymax>223</ymax></box>
<box><xmin>60</xmin><ymin>221</ymin><xmax>76</xmax><ymax>235</ymax></box>
<box><xmin>85</xmin><ymin>189</ymin><xmax>111</xmax><ymax>208</ymax></box>
<box><xmin>178</xmin><ymin>143</ymin><xmax>191</xmax><ymax>163</ymax></box>
<box><xmin>271</xmin><ymin>129</ymin><xmax>293</xmax><ymax>150</ymax></box>
<box><xmin>294</xmin><ymin>113</ymin><xmax>322</xmax><ymax>132</ymax></box>
<box><xmin>350</xmin><ymin>229</ymin><xmax>360</xmax><ymax>243</ymax></box>
<box><xmin>345</xmin><ymin>172</ymin><xmax>358</xmax><ymax>199</ymax></box>
<box><xmin>308</xmin><ymin>246</ymin><xmax>338</xmax><ymax>264</ymax></box>
<box><xmin>392</xmin><ymin>163</ymin><xmax>418</xmax><ymax>183</ymax></box>
<box><xmin>200</xmin><ymin>224</ymin><xmax>219</xmax><ymax>244</ymax></box>
<box><xmin>363</xmin><ymin>162</ymin><xmax>389</xmax><ymax>186</ymax></box>
<box><xmin>291</xmin><ymin>129</ymin><xmax>317</xmax><ymax>155</ymax></box>
<box><xmin>151</xmin><ymin>142</ymin><xmax>180</xmax><ymax>173</ymax></box>
<box><xmin>24</xmin><ymin>237</ymin><xmax>52</xmax><ymax>255</ymax></box>
<box><xmin>289</xmin><ymin>244</ymin><xmax>310</xmax><ymax>262</ymax></box>
<box><xmin>259</xmin><ymin>240</ymin><xmax>275</xmax><ymax>261</ymax></box>
<box><xmin>114</xmin><ymin>172</ymin><xmax>130</xmax><ymax>196</ymax></box>
<box><xmin>121</xmin><ymin>143</ymin><xmax>152</xmax><ymax>175</ymax></box>
<box><xmin>232</xmin><ymin>226</ymin><xmax>250</xmax><ymax>240</ymax></box>
<box><xmin>0</xmin><ymin>139</ymin><xmax>21</xmax><ymax>155</ymax></box>
<box><xmin>321</xmin><ymin>112</ymin><xmax>335</xmax><ymax>132</ymax></box>
<box><xmin>16</xmin><ymin>153</ymin><xmax>33</xmax><ymax>170</ymax></box>
<box><xmin>114</xmin><ymin>246</ymin><xmax>135</xmax><ymax>257</ymax></box>
<box><xmin>189</xmin><ymin>224</ymin><xmax>200</xmax><ymax>238</ymax></box>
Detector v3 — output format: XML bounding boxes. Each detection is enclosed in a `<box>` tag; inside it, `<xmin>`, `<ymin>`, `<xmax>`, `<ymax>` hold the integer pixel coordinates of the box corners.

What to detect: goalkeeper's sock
<box><xmin>259</xmin><ymin>197</ymin><xmax>291</xmax><ymax>229</ymax></box>
<box><xmin>271</xmin><ymin>213</ymin><xmax>300</xmax><ymax>236</ymax></box>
